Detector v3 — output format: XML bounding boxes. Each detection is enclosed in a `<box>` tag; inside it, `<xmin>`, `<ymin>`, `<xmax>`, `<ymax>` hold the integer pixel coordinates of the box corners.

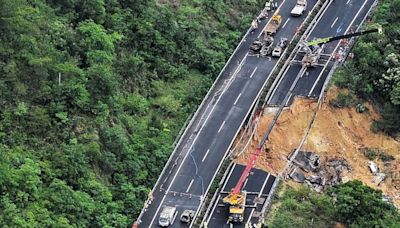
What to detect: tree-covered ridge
<box><xmin>267</xmin><ymin>181</ymin><xmax>400</xmax><ymax>228</ymax></box>
<box><xmin>333</xmin><ymin>0</ymin><xmax>400</xmax><ymax>135</ymax></box>
<box><xmin>0</xmin><ymin>0</ymin><xmax>264</xmax><ymax>226</ymax></box>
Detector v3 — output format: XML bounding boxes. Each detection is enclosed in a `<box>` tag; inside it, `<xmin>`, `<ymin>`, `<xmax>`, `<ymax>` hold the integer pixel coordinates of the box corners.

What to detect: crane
<box><xmin>301</xmin><ymin>26</ymin><xmax>382</xmax><ymax>67</ymax></box>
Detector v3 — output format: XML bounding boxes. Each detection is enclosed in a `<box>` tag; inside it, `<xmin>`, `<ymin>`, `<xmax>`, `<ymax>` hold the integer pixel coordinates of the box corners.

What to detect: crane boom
<box><xmin>307</xmin><ymin>26</ymin><xmax>382</xmax><ymax>46</ymax></box>
<box><xmin>232</xmin><ymin>148</ymin><xmax>262</xmax><ymax>194</ymax></box>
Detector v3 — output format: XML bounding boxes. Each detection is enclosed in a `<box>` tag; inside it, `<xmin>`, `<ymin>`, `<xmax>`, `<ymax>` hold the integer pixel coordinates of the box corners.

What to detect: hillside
<box><xmin>236</xmin><ymin>88</ymin><xmax>400</xmax><ymax>206</ymax></box>
<box><xmin>0</xmin><ymin>0</ymin><xmax>265</xmax><ymax>226</ymax></box>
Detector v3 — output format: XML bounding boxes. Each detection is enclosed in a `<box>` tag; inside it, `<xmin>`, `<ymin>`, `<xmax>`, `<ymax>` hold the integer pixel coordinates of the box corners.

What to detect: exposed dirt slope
<box><xmin>236</xmin><ymin>87</ymin><xmax>400</xmax><ymax>207</ymax></box>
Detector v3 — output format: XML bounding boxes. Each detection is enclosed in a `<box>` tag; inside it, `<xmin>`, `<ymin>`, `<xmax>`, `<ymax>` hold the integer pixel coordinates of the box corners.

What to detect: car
<box><xmin>272</xmin><ymin>38</ymin><xmax>288</xmax><ymax>57</ymax></box>
<box><xmin>180</xmin><ymin>210</ymin><xmax>195</xmax><ymax>224</ymax></box>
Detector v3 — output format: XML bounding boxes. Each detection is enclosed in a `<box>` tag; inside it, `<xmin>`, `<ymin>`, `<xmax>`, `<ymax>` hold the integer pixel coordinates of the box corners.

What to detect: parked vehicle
<box><xmin>180</xmin><ymin>210</ymin><xmax>195</xmax><ymax>224</ymax></box>
<box><xmin>264</xmin><ymin>13</ymin><xmax>282</xmax><ymax>35</ymax></box>
<box><xmin>291</xmin><ymin>0</ymin><xmax>307</xmax><ymax>17</ymax></box>
<box><xmin>158</xmin><ymin>206</ymin><xmax>176</xmax><ymax>227</ymax></box>
<box><xmin>272</xmin><ymin>37</ymin><xmax>288</xmax><ymax>57</ymax></box>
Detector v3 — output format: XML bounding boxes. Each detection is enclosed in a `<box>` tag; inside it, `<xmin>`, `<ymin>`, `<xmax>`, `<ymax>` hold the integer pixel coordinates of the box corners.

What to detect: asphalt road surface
<box><xmin>137</xmin><ymin>0</ymin><xmax>317</xmax><ymax>227</ymax></box>
<box><xmin>203</xmin><ymin>0</ymin><xmax>377</xmax><ymax>227</ymax></box>
<box><xmin>268</xmin><ymin>0</ymin><xmax>376</xmax><ymax>106</ymax></box>
<box><xmin>205</xmin><ymin>164</ymin><xmax>276</xmax><ymax>228</ymax></box>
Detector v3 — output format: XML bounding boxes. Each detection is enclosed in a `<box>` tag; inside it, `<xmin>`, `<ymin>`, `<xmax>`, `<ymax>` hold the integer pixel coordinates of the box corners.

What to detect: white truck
<box><xmin>158</xmin><ymin>206</ymin><xmax>176</xmax><ymax>227</ymax></box>
<box><xmin>291</xmin><ymin>0</ymin><xmax>307</xmax><ymax>17</ymax></box>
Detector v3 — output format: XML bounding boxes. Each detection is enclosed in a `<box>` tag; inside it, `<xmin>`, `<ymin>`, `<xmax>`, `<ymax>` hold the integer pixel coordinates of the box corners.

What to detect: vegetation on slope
<box><xmin>332</xmin><ymin>0</ymin><xmax>400</xmax><ymax>135</ymax></box>
<box><xmin>0</xmin><ymin>0</ymin><xmax>265</xmax><ymax>226</ymax></box>
<box><xmin>267</xmin><ymin>181</ymin><xmax>400</xmax><ymax>228</ymax></box>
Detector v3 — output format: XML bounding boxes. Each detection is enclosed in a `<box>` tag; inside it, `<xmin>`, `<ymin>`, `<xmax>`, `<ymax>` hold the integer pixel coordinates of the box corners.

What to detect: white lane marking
<box><xmin>201</xmin><ymin>149</ymin><xmax>211</xmax><ymax>162</ymax></box>
<box><xmin>257</xmin><ymin>0</ymin><xmax>288</xmax><ymax>38</ymax></box>
<box><xmin>267</xmin><ymin>63</ymin><xmax>291</xmax><ymax>104</ymax></box>
<box><xmin>282</xmin><ymin>18</ymin><xmax>290</xmax><ymax>29</ymax></box>
<box><xmin>309</xmin><ymin>0</ymin><xmax>369</xmax><ymax>96</ymax></box>
<box><xmin>172</xmin><ymin>211</ymin><xmax>178</xmax><ymax>224</ymax></box>
<box><xmin>346</xmin><ymin>0</ymin><xmax>351</xmax><ymax>5</ymax></box>
<box><xmin>206</xmin><ymin>195</ymin><xmax>220</xmax><ymax>224</ymax></box>
<box><xmin>243</xmin><ymin>178</ymin><xmax>249</xmax><ymax>189</ymax></box>
<box><xmin>234</xmin><ymin>93</ymin><xmax>242</xmax><ymax>105</ymax></box>
<box><xmin>331</xmin><ymin>17</ymin><xmax>338</xmax><ymax>28</ymax></box>
<box><xmin>285</xmin><ymin>93</ymin><xmax>293</xmax><ymax>106</ymax></box>
<box><xmin>218</xmin><ymin>121</ymin><xmax>226</xmax><ymax>133</ymax></box>
<box><xmin>149</xmin><ymin>55</ymin><xmax>248</xmax><ymax>227</ymax></box>
<box><xmin>250</xmin><ymin>67</ymin><xmax>258</xmax><ymax>79</ymax></box>
<box><xmin>186</xmin><ymin>179</ymin><xmax>194</xmax><ymax>192</ymax></box>
<box><xmin>246</xmin><ymin>173</ymin><xmax>271</xmax><ymax>224</ymax></box>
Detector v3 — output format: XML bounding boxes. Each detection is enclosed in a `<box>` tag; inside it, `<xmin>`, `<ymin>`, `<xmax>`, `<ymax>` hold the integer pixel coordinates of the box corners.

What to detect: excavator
<box><xmin>299</xmin><ymin>25</ymin><xmax>382</xmax><ymax>67</ymax></box>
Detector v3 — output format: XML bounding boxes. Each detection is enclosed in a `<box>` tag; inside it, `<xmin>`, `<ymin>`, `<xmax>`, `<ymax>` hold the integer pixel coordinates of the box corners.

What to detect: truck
<box><xmin>264</xmin><ymin>14</ymin><xmax>282</xmax><ymax>35</ymax></box>
<box><xmin>291</xmin><ymin>0</ymin><xmax>307</xmax><ymax>17</ymax></box>
<box><xmin>272</xmin><ymin>37</ymin><xmax>288</xmax><ymax>57</ymax></box>
<box><xmin>223</xmin><ymin>191</ymin><xmax>247</xmax><ymax>223</ymax></box>
<box><xmin>158</xmin><ymin>206</ymin><xmax>176</xmax><ymax>227</ymax></box>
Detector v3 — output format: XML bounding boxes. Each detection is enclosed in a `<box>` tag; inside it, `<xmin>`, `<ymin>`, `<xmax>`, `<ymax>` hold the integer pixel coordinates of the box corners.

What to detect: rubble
<box><xmin>289</xmin><ymin>150</ymin><xmax>320</xmax><ymax>172</ymax></box>
<box><xmin>287</xmin><ymin>151</ymin><xmax>351</xmax><ymax>191</ymax></box>
<box><xmin>235</xmin><ymin>88</ymin><xmax>400</xmax><ymax>207</ymax></box>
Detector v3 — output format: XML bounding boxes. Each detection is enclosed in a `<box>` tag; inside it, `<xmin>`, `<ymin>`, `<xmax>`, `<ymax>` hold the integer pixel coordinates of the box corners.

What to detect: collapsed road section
<box><xmin>136</xmin><ymin>0</ymin><xmax>317</xmax><ymax>227</ymax></box>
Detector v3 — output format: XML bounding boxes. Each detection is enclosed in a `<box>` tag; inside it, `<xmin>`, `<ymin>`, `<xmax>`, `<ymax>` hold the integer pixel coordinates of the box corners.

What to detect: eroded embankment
<box><xmin>236</xmin><ymin>87</ymin><xmax>400</xmax><ymax>207</ymax></box>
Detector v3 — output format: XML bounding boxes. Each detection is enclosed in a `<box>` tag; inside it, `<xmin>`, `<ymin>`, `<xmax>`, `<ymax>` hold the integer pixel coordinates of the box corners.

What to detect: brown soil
<box><xmin>235</xmin><ymin>87</ymin><xmax>400</xmax><ymax>207</ymax></box>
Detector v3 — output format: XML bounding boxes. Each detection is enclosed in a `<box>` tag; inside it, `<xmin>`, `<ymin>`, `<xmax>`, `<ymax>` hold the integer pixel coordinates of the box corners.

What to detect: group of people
<box><xmin>251</xmin><ymin>0</ymin><xmax>278</xmax><ymax>33</ymax></box>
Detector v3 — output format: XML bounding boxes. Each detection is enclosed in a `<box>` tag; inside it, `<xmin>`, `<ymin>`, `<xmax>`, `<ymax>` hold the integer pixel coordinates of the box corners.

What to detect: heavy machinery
<box><xmin>265</xmin><ymin>13</ymin><xmax>282</xmax><ymax>35</ymax></box>
<box><xmin>298</xmin><ymin>26</ymin><xmax>382</xmax><ymax>67</ymax></box>
<box><xmin>222</xmin><ymin>148</ymin><xmax>262</xmax><ymax>223</ymax></box>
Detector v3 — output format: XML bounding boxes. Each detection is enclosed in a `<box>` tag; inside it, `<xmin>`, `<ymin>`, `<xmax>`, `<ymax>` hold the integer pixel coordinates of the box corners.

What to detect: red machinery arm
<box><xmin>231</xmin><ymin>148</ymin><xmax>262</xmax><ymax>194</ymax></box>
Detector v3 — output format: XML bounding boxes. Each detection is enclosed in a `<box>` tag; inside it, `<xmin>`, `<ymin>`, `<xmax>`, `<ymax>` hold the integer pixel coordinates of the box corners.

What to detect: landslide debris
<box><xmin>235</xmin><ymin>87</ymin><xmax>400</xmax><ymax>207</ymax></box>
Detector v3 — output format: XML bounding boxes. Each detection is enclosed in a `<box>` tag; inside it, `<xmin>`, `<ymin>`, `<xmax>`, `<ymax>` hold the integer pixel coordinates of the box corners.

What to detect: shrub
<box><xmin>330</xmin><ymin>92</ymin><xmax>357</xmax><ymax>108</ymax></box>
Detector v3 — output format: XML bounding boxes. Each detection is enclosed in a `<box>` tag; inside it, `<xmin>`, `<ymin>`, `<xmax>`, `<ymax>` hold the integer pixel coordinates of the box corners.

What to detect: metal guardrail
<box><xmin>136</xmin><ymin>4</ymin><xmax>259</xmax><ymax>224</ymax></box>
<box><xmin>197</xmin><ymin>1</ymin><xmax>330</xmax><ymax>226</ymax></box>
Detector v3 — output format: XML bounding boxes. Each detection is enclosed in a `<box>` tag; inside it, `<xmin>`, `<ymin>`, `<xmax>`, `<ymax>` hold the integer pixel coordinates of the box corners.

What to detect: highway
<box><xmin>205</xmin><ymin>165</ymin><xmax>276</xmax><ymax>228</ymax></box>
<box><xmin>203</xmin><ymin>0</ymin><xmax>377</xmax><ymax>227</ymax></box>
<box><xmin>268</xmin><ymin>0</ymin><xmax>377</xmax><ymax>106</ymax></box>
<box><xmin>137</xmin><ymin>0</ymin><xmax>317</xmax><ymax>227</ymax></box>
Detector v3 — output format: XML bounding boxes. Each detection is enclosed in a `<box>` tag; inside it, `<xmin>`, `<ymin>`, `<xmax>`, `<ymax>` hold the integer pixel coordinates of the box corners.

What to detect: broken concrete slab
<box><xmin>291</xmin><ymin>151</ymin><xmax>320</xmax><ymax>172</ymax></box>
<box><xmin>289</xmin><ymin>167</ymin><xmax>306</xmax><ymax>183</ymax></box>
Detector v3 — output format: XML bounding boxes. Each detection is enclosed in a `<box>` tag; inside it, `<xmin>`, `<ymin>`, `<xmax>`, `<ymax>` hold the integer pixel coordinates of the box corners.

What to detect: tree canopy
<box><xmin>0</xmin><ymin>0</ymin><xmax>265</xmax><ymax>226</ymax></box>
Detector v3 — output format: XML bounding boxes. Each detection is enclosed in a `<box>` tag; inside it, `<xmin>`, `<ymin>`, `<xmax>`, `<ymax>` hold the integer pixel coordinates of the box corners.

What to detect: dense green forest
<box><xmin>333</xmin><ymin>0</ymin><xmax>400</xmax><ymax>135</ymax></box>
<box><xmin>0</xmin><ymin>0</ymin><xmax>265</xmax><ymax>226</ymax></box>
<box><xmin>267</xmin><ymin>181</ymin><xmax>400</xmax><ymax>227</ymax></box>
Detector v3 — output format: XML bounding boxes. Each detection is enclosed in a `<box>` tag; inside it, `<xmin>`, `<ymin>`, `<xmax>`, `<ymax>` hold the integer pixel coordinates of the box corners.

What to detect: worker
<box><xmin>251</xmin><ymin>20</ymin><xmax>258</xmax><ymax>33</ymax></box>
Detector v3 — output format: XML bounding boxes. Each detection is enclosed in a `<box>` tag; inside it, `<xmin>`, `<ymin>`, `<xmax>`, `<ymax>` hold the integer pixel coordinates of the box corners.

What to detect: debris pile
<box><xmin>287</xmin><ymin>151</ymin><xmax>351</xmax><ymax>192</ymax></box>
<box><xmin>368</xmin><ymin>161</ymin><xmax>386</xmax><ymax>185</ymax></box>
<box><xmin>235</xmin><ymin>87</ymin><xmax>400</xmax><ymax>207</ymax></box>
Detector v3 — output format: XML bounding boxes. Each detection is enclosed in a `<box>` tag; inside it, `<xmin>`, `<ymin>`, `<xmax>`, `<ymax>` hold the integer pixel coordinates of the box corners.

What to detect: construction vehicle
<box><xmin>272</xmin><ymin>37</ymin><xmax>288</xmax><ymax>57</ymax></box>
<box><xmin>291</xmin><ymin>0</ymin><xmax>307</xmax><ymax>17</ymax></box>
<box><xmin>180</xmin><ymin>210</ymin><xmax>195</xmax><ymax>224</ymax></box>
<box><xmin>223</xmin><ymin>148</ymin><xmax>262</xmax><ymax>223</ymax></box>
<box><xmin>264</xmin><ymin>13</ymin><xmax>282</xmax><ymax>35</ymax></box>
<box><xmin>299</xmin><ymin>26</ymin><xmax>382</xmax><ymax>67</ymax></box>
<box><xmin>158</xmin><ymin>206</ymin><xmax>177</xmax><ymax>227</ymax></box>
